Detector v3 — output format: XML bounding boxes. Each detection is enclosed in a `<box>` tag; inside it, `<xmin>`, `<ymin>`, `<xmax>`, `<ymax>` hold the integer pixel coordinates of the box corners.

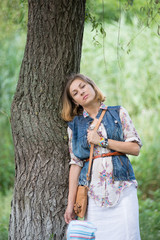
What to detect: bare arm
<box><xmin>108</xmin><ymin>139</ymin><xmax>140</xmax><ymax>156</ymax></box>
<box><xmin>64</xmin><ymin>164</ymin><xmax>81</xmax><ymax>224</ymax></box>
<box><xmin>87</xmin><ymin>130</ymin><xmax>140</xmax><ymax>156</ymax></box>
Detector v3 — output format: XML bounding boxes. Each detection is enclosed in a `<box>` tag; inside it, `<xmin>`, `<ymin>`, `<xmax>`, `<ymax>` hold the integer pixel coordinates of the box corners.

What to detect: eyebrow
<box><xmin>71</xmin><ymin>82</ymin><xmax>84</xmax><ymax>93</ymax></box>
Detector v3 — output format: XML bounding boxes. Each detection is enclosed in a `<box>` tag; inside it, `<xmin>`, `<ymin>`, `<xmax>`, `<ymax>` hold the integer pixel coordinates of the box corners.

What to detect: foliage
<box><xmin>0</xmin><ymin>190</ymin><xmax>13</xmax><ymax>240</ymax></box>
<box><xmin>86</xmin><ymin>0</ymin><xmax>160</xmax><ymax>33</ymax></box>
<box><xmin>85</xmin><ymin>9</ymin><xmax>106</xmax><ymax>46</ymax></box>
<box><xmin>49</xmin><ymin>233</ymin><xmax>54</xmax><ymax>240</ymax></box>
<box><xmin>0</xmin><ymin>33</ymin><xmax>26</xmax><ymax>193</ymax></box>
<box><xmin>0</xmin><ymin>0</ymin><xmax>27</xmax><ymax>40</ymax></box>
<box><xmin>133</xmin><ymin>127</ymin><xmax>160</xmax><ymax>199</ymax></box>
<box><xmin>139</xmin><ymin>189</ymin><xmax>160</xmax><ymax>239</ymax></box>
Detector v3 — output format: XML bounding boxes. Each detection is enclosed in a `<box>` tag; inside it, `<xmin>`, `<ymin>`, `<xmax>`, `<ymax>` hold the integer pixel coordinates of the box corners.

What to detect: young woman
<box><xmin>62</xmin><ymin>73</ymin><xmax>142</xmax><ymax>240</ymax></box>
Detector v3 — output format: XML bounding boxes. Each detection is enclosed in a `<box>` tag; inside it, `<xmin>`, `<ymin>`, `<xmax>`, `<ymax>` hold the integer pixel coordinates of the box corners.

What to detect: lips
<box><xmin>83</xmin><ymin>94</ymin><xmax>89</xmax><ymax>100</ymax></box>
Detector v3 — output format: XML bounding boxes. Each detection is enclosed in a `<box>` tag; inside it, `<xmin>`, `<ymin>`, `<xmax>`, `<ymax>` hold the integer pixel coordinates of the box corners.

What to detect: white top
<box><xmin>67</xmin><ymin>105</ymin><xmax>142</xmax><ymax>207</ymax></box>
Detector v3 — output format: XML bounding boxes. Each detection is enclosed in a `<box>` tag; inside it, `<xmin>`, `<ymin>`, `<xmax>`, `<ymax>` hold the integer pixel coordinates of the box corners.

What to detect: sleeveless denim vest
<box><xmin>68</xmin><ymin>106</ymin><xmax>136</xmax><ymax>185</ymax></box>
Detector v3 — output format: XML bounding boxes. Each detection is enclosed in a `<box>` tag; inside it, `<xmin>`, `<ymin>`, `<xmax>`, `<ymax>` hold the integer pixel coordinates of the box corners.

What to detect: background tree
<box><xmin>9</xmin><ymin>0</ymin><xmax>86</xmax><ymax>239</ymax></box>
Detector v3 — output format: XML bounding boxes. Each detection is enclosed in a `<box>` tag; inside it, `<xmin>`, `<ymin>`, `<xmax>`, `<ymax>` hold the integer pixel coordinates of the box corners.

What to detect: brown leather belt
<box><xmin>85</xmin><ymin>151</ymin><xmax>124</xmax><ymax>162</ymax></box>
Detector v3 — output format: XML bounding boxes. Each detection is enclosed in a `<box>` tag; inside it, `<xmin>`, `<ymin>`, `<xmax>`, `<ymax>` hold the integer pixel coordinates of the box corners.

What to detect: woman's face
<box><xmin>69</xmin><ymin>78</ymin><xmax>96</xmax><ymax>107</ymax></box>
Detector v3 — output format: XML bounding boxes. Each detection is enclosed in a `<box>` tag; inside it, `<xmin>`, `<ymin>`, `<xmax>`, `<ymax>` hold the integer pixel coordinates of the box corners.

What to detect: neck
<box><xmin>84</xmin><ymin>101</ymin><xmax>101</xmax><ymax>119</ymax></box>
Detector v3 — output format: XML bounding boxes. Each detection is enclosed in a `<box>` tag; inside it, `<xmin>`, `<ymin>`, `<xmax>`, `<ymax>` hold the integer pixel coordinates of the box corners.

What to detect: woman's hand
<box><xmin>87</xmin><ymin>129</ymin><xmax>101</xmax><ymax>145</ymax></box>
<box><xmin>64</xmin><ymin>204</ymin><xmax>76</xmax><ymax>224</ymax></box>
<box><xmin>87</xmin><ymin>130</ymin><xmax>140</xmax><ymax>156</ymax></box>
<box><xmin>64</xmin><ymin>165</ymin><xmax>81</xmax><ymax>224</ymax></box>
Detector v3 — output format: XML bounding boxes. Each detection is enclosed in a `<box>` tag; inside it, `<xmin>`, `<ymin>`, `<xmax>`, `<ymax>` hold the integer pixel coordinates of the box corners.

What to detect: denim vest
<box><xmin>68</xmin><ymin>106</ymin><xmax>136</xmax><ymax>185</ymax></box>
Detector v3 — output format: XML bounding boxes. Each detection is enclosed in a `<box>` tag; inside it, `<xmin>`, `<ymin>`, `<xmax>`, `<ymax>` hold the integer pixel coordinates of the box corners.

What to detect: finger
<box><xmin>87</xmin><ymin>132</ymin><xmax>92</xmax><ymax>138</ymax></box>
<box><xmin>68</xmin><ymin>215</ymin><xmax>73</xmax><ymax>224</ymax></box>
<box><xmin>64</xmin><ymin>212</ymin><xmax>71</xmax><ymax>224</ymax></box>
<box><xmin>66</xmin><ymin>216</ymin><xmax>70</xmax><ymax>224</ymax></box>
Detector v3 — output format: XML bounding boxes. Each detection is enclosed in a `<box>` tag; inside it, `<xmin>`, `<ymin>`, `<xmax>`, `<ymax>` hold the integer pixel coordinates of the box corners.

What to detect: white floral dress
<box><xmin>68</xmin><ymin>104</ymin><xmax>142</xmax><ymax>208</ymax></box>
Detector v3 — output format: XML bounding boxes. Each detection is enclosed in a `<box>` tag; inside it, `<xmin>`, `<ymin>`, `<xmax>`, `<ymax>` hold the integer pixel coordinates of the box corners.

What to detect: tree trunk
<box><xmin>9</xmin><ymin>0</ymin><xmax>86</xmax><ymax>239</ymax></box>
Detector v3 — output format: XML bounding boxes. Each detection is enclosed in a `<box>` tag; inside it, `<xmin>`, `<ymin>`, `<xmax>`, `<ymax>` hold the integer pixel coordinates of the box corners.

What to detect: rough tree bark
<box><xmin>9</xmin><ymin>0</ymin><xmax>86</xmax><ymax>239</ymax></box>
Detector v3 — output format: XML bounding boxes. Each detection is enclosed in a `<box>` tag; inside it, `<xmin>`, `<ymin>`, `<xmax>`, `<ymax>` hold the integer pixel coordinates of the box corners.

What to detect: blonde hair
<box><xmin>61</xmin><ymin>73</ymin><xmax>105</xmax><ymax>121</ymax></box>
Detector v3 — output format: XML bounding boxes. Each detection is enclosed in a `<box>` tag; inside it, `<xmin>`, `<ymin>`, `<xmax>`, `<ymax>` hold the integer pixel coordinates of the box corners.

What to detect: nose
<box><xmin>80</xmin><ymin>89</ymin><xmax>85</xmax><ymax>95</ymax></box>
